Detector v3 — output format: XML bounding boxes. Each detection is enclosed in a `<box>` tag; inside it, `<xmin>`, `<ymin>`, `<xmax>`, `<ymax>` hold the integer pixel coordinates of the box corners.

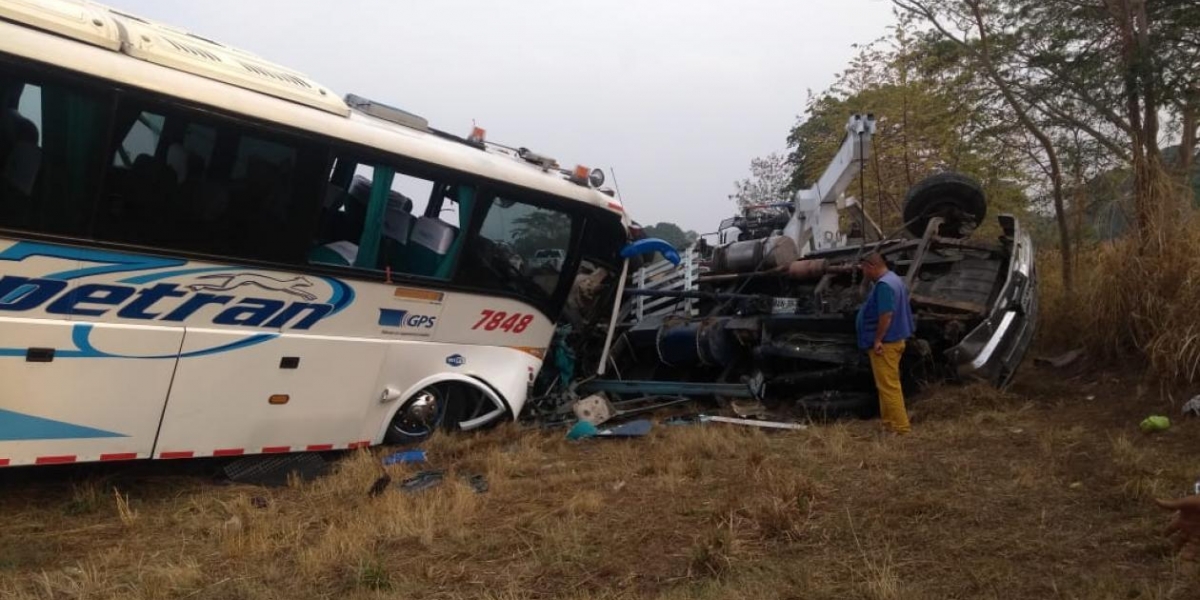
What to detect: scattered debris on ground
<box><xmin>382</xmin><ymin>449</ymin><xmax>427</xmax><ymax>466</ymax></box>
<box><xmin>1034</xmin><ymin>347</ymin><xmax>1086</xmax><ymax>369</ymax></box>
<box><xmin>698</xmin><ymin>414</ymin><xmax>809</xmax><ymax>431</ymax></box>
<box><xmin>567</xmin><ymin>418</ymin><xmax>654</xmax><ymax>440</ymax></box>
<box><xmin>395</xmin><ymin>470</ymin><xmax>488</xmax><ymax>495</ymax></box>
<box><xmin>2</xmin><ymin>370</ymin><xmax>1198</xmax><ymax>599</ymax></box>
<box><xmin>1183</xmin><ymin>395</ymin><xmax>1200</xmax><ymax>417</ymax></box>
<box><xmin>1140</xmin><ymin>415</ymin><xmax>1171</xmax><ymax>433</ymax></box>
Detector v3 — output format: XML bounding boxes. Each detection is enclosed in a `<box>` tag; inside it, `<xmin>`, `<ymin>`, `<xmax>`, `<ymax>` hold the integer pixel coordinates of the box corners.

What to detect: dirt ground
<box><xmin>1</xmin><ymin>364</ymin><xmax>1198</xmax><ymax>600</ymax></box>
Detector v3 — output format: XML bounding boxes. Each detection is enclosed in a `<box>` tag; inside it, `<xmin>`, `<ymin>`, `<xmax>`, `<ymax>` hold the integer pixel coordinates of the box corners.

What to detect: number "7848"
<box><xmin>471</xmin><ymin>310</ymin><xmax>534</xmax><ymax>333</ymax></box>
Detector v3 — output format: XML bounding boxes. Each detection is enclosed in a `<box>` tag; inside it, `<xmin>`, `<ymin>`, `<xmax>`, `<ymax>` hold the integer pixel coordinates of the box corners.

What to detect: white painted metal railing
<box><xmin>622</xmin><ymin>246</ymin><xmax>702</xmax><ymax>324</ymax></box>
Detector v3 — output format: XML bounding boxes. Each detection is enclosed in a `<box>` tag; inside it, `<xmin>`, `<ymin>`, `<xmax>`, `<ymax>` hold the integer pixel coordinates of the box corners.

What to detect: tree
<box><xmin>895</xmin><ymin>0</ymin><xmax>1075</xmax><ymax>289</ymax></box>
<box><xmin>786</xmin><ymin>18</ymin><xmax>1032</xmax><ymax>241</ymax></box>
<box><xmin>511</xmin><ymin>209</ymin><xmax>571</xmax><ymax>258</ymax></box>
<box><xmin>895</xmin><ymin>0</ymin><xmax>1200</xmax><ymax>254</ymax></box>
<box><xmin>730</xmin><ymin>153</ymin><xmax>793</xmax><ymax>212</ymax></box>
<box><xmin>641</xmin><ymin>222</ymin><xmax>699</xmax><ymax>250</ymax></box>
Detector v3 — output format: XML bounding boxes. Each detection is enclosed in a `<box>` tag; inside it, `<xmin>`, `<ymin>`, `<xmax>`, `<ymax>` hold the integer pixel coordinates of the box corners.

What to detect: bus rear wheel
<box><xmin>385</xmin><ymin>386</ymin><xmax>447</xmax><ymax>445</ymax></box>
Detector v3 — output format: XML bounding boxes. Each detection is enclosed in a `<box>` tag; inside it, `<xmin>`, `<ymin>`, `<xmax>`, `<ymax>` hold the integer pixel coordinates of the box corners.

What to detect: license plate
<box><xmin>772</xmin><ymin>297</ymin><xmax>798</xmax><ymax>314</ymax></box>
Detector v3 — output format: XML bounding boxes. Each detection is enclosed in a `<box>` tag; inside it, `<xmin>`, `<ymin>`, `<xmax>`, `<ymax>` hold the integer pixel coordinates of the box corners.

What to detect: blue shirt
<box><xmin>856</xmin><ymin>270</ymin><xmax>915</xmax><ymax>349</ymax></box>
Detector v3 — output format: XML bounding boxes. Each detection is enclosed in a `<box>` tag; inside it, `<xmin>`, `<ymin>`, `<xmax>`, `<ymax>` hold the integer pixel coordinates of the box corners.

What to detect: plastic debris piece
<box><xmin>1140</xmin><ymin>415</ymin><xmax>1171</xmax><ymax>433</ymax></box>
<box><xmin>596</xmin><ymin>419</ymin><xmax>653</xmax><ymax>437</ymax></box>
<box><xmin>1182</xmin><ymin>396</ymin><xmax>1200</xmax><ymax>417</ymax></box>
<box><xmin>382</xmin><ymin>449</ymin><xmax>427</xmax><ymax>466</ymax></box>
<box><xmin>573</xmin><ymin>394</ymin><xmax>615</xmax><ymax>425</ymax></box>
<box><xmin>567</xmin><ymin>421</ymin><xmax>599</xmax><ymax>440</ymax></box>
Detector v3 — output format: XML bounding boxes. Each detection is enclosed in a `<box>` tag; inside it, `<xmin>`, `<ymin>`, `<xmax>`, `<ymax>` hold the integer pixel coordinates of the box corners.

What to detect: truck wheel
<box><xmin>385</xmin><ymin>386</ymin><xmax>447</xmax><ymax>445</ymax></box>
<box><xmin>903</xmin><ymin>172</ymin><xmax>988</xmax><ymax>238</ymax></box>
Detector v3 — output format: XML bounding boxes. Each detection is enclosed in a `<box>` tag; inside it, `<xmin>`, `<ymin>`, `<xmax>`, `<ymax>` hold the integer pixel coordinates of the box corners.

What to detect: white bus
<box><xmin>0</xmin><ymin>0</ymin><xmax>631</xmax><ymax>467</ymax></box>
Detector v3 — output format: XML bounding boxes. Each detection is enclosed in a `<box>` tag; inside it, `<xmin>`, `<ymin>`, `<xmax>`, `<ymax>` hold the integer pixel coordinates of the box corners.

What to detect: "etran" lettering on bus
<box><xmin>0</xmin><ymin>277</ymin><xmax>332</xmax><ymax>330</ymax></box>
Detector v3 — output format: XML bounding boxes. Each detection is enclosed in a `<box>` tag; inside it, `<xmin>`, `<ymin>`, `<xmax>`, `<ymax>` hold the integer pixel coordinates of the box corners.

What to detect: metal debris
<box><xmin>395</xmin><ymin>470</ymin><xmax>488</xmax><ymax>494</ymax></box>
<box><xmin>221</xmin><ymin>453</ymin><xmax>331</xmax><ymax>487</ymax></box>
<box><xmin>399</xmin><ymin>470</ymin><xmax>445</xmax><ymax>493</ymax></box>
<box><xmin>699</xmin><ymin>415</ymin><xmax>808</xmax><ymax>431</ymax></box>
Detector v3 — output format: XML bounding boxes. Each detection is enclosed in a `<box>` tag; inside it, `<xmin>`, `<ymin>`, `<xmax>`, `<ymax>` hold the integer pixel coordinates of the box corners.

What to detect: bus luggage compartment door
<box><xmin>0</xmin><ymin>317</ymin><xmax>184</xmax><ymax>466</ymax></box>
<box><xmin>154</xmin><ymin>329</ymin><xmax>389</xmax><ymax>458</ymax></box>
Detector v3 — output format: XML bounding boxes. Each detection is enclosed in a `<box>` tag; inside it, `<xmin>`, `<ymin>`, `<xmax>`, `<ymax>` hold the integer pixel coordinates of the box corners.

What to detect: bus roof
<box><xmin>0</xmin><ymin>0</ymin><xmax>629</xmax><ymax>223</ymax></box>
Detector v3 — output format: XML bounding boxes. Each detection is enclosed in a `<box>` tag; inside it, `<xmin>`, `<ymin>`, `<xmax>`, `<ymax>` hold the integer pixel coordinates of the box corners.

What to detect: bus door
<box><xmin>153</xmin><ymin>324</ymin><xmax>390</xmax><ymax>459</ymax></box>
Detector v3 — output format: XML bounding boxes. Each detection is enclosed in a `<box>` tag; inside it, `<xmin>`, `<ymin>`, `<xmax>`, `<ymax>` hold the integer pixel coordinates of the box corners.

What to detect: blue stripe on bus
<box><xmin>0</xmin><ymin>242</ymin><xmax>185</xmax><ymax>280</ymax></box>
<box><xmin>0</xmin><ymin>408</ymin><xmax>126</xmax><ymax>441</ymax></box>
<box><xmin>318</xmin><ymin>276</ymin><xmax>355</xmax><ymax>315</ymax></box>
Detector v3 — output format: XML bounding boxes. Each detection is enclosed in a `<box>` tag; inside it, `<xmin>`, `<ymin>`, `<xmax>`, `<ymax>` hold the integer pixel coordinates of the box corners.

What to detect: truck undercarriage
<box><xmin>567</xmin><ymin>211</ymin><xmax>1037</xmax><ymax>418</ymax></box>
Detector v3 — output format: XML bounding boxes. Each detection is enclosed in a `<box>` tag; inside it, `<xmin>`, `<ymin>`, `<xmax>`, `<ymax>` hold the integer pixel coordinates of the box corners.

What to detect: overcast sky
<box><xmin>109</xmin><ymin>0</ymin><xmax>895</xmax><ymax>233</ymax></box>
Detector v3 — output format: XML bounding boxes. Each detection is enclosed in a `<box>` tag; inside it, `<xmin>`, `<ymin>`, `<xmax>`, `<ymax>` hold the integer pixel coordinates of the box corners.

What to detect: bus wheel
<box><xmin>385</xmin><ymin>386</ymin><xmax>447</xmax><ymax>445</ymax></box>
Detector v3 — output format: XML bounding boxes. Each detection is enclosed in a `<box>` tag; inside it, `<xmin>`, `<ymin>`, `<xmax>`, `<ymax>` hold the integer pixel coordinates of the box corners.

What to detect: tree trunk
<box><xmin>1108</xmin><ymin>0</ymin><xmax>1154</xmax><ymax>243</ymax></box>
<box><xmin>1071</xmin><ymin>135</ymin><xmax>1086</xmax><ymax>252</ymax></box>
<box><xmin>1133</xmin><ymin>0</ymin><xmax>1160</xmax><ymax>163</ymax></box>
<box><xmin>965</xmin><ymin>0</ymin><xmax>1072</xmax><ymax>291</ymax></box>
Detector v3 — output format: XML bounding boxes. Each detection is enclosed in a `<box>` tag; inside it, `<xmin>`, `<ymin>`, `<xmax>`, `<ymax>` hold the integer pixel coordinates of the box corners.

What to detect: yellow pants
<box><xmin>869</xmin><ymin>341</ymin><xmax>910</xmax><ymax>434</ymax></box>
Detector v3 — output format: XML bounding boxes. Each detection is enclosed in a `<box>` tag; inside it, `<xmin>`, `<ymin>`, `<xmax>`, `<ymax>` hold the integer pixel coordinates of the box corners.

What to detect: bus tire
<box><xmin>384</xmin><ymin>386</ymin><xmax>448</xmax><ymax>445</ymax></box>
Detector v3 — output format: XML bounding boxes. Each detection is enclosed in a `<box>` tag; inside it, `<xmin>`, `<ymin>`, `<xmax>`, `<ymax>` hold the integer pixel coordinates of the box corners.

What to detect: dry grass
<box><xmin>1</xmin><ymin>369</ymin><xmax>1198</xmax><ymax>599</ymax></box>
<box><xmin>1038</xmin><ymin>165</ymin><xmax>1200</xmax><ymax>385</ymax></box>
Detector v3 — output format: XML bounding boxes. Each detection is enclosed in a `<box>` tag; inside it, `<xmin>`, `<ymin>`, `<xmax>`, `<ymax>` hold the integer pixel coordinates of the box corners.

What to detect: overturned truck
<box><xmin>546</xmin><ymin>117</ymin><xmax>1037</xmax><ymax>418</ymax></box>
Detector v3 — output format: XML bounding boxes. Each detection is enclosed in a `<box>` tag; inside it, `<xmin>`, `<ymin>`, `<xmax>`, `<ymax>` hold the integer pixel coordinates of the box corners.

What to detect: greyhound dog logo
<box><xmin>187</xmin><ymin>273</ymin><xmax>318</xmax><ymax>301</ymax></box>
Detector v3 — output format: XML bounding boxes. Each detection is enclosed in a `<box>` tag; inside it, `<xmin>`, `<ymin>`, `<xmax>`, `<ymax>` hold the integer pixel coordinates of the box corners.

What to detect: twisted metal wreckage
<box><xmin>526</xmin><ymin>114</ymin><xmax>1038</xmax><ymax>425</ymax></box>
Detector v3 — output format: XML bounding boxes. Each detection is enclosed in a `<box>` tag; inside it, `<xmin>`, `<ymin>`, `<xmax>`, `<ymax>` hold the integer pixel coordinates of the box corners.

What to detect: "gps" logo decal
<box><xmin>378</xmin><ymin>309</ymin><xmax>437</xmax><ymax>329</ymax></box>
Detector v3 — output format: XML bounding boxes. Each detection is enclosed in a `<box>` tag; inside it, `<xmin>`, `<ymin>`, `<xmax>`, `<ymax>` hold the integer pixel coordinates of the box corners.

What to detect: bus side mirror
<box><xmin>620</xmin><ymin>238</ymin><xmax>681</xmax><ymax>266</ymax></box>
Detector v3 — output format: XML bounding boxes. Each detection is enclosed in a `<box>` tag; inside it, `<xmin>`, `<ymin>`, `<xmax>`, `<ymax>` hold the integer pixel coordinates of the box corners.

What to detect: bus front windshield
<box><xmin>459</xmin><ymin>194</ymin><xmax>576</xmax><ymax>305</ymax></box>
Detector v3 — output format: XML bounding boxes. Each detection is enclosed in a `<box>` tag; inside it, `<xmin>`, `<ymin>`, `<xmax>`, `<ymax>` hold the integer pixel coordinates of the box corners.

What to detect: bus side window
<box><xmin>97</xmin><ymin>100</ymin><xmax>324</xmax><ymax>263</ymax></box>
<box><xmin>0</xmin><ymin>72</ymin><xmax>109</xmax><ymax>237</ymax></box>
<box><xmin>309</xmin><ymin>158</ymin><xmax>470</xmax><ymax>280</ymax></box>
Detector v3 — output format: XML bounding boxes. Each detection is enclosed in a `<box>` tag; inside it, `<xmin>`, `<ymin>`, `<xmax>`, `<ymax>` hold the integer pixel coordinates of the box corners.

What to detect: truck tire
<box><xmin>903</xmin><ymin>172</ymin><xmax>987</xmax><ymax>238</ymax></box>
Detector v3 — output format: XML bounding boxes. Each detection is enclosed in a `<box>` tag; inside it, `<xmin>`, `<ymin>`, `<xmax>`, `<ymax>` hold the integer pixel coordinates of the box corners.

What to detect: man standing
<box><xmin>856</xmin><ymin>252</ymin><xmax>916</xmax><ymax>434</ymax></box>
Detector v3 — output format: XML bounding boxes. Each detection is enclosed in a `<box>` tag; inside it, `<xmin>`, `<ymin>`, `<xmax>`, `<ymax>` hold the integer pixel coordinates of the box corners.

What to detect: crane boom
<box><xmin>784</xmin><ymin>113</ymin><xmax>876</xmax><ymax>254</ymax></box>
